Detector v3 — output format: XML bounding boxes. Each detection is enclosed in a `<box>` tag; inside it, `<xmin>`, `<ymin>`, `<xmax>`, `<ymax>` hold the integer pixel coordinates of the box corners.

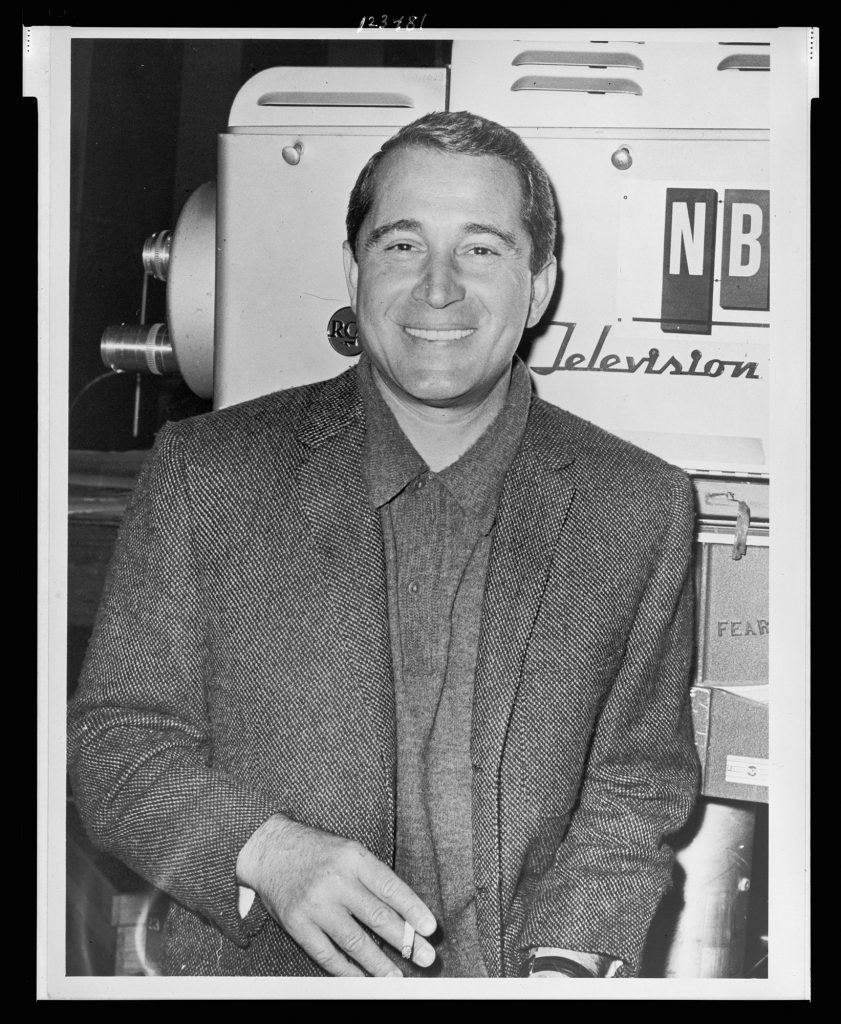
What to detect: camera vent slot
<box><xmin>717</xmin><ymin>54</ymin><xmax>770</xmax><ymax>71</ymax></box>
<box><xmin>258</xmin><ymin>91</ymin><xmax>415</xmax><ymax>108</ymax></box>
<box><xmin>512</xmin><ymin>49</ymin><xmax>644</xmax><ymax>70</ymax></box>
<box><xmin>511</xmin><ymin>75</ymin><xmax>642</xmax><ymax>96</ymax></box>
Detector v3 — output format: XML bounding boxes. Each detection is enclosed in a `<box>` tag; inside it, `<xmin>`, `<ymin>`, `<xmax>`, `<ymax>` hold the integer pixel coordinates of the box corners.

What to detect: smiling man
<box><xmin>68</xmin><ymin>112</ymin><xmax>700</xmax><ymax>979</ymax></box>
<box><xmin>342</xmin><ymin>144</ymin><xmax>554</xmax><ymax>450</ymax></box>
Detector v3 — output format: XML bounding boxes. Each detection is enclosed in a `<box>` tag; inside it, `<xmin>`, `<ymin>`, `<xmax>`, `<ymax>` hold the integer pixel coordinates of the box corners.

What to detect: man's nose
<box><xmin>410</xmin><ymin>253</ymin><xmax>466</xmax><ymax>307</ymax></box>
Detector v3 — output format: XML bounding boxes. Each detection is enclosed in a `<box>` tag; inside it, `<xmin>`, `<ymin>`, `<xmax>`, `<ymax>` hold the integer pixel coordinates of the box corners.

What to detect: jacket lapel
<box><xmin>471</xmin><ymin>399</ymin><xmax>578</xmax><ymax>973</ymax></box>
<box><xmin>472</xmin><ymin>400</ymin><xmax>577</xmax><ymax>768</ymax></box>
<box><xmin>295</xmin><ymin>370</ymin><xmax>396</xmax><ymax>789</ymax></box>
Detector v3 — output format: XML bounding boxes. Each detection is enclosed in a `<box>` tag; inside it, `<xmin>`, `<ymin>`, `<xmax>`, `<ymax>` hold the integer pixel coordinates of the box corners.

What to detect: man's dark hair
<box><xmin>346</xmin><ymin>110</ymin><xmax>557</xmax><ymax>275</ymax></box>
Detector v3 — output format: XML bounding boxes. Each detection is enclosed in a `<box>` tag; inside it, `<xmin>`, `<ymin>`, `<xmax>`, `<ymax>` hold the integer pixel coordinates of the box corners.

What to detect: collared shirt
<box><xmin>358</xmin><ymin>354</ymin><xmax>532</xmax><ymax>976</ymax></box>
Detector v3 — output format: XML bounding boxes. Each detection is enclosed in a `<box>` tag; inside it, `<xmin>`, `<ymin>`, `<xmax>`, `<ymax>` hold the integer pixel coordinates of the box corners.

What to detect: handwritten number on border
<box><xmin>358</xmin><ymin>15</ymin><xmax>427</xmax><ymax>30</ymax></box>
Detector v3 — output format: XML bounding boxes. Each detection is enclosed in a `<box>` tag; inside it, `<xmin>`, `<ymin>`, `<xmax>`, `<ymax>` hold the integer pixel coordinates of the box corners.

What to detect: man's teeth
<box><xmin>404</xmin><ymin>327</ymin><xmax>475</xmax><ymax>341</ymax></box>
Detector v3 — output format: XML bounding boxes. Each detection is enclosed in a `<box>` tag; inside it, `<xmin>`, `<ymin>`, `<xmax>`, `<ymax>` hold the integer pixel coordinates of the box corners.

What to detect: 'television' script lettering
<box><xmin>531</xmin><ymin>323</ymin><xmax>760</xmax><ymax>380</ymax></box>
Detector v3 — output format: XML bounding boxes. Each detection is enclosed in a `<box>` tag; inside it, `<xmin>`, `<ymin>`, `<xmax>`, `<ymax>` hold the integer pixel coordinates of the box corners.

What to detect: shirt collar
<box><xmin>358</xmin><ymin>353</ymin><xmax>533</xmax><ymax>534</ymax></box>
<box><xmin>358</xmin><ymin>355</ymin><xmax>428</xmax><ymax>509</ymax></box>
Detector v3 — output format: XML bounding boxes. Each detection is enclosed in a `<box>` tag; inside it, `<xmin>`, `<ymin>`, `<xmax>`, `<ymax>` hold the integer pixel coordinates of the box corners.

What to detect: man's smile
<box><xmin>402</xmin><ymin>327</ymin><xmax>477</xmax><ymax>341</ymax></box>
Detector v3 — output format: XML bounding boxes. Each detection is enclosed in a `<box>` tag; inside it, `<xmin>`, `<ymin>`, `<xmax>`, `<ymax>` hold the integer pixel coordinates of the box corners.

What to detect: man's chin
<box><xmin>369</xmin><ymin>355</ymin><xmax>512</xmax><ymax>413</ymax></box>
<box><xmin>396</xmin><ymin>377</ymin><xmax>499</xmax><ymax>412</ymax></box>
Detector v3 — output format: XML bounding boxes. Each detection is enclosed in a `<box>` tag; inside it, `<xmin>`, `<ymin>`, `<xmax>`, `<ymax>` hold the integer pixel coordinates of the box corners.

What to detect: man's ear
<box><xmin>526</xmin><ymin>256</ymin><xmax>558</xmax><ymax>329</ymax></box>
<box><xmin>342</xmin><ymin>241</ymin><xmax>359</xmax><ymax>310</ymax></box>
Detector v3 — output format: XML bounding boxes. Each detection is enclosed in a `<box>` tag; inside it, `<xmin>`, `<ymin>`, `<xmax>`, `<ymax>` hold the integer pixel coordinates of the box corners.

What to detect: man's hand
<box><xmin>236</xmin><ymin>814</ymin><xmax>437</xmax><ymax>977</ymax></box>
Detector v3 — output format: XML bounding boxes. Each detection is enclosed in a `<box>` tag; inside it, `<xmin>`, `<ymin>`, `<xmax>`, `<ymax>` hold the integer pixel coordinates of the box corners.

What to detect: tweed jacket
<box><xmin>68</xmin><ymin>362</ymin><xmax>700</xmax><ymax>978</ymax></box>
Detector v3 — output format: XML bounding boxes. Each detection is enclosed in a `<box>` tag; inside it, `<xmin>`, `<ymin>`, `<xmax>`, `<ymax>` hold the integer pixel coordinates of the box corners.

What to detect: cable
<box><xmin>68</xmin><ymin>370</ymin><xmax>121</xmax><ymax>418</ymax></box>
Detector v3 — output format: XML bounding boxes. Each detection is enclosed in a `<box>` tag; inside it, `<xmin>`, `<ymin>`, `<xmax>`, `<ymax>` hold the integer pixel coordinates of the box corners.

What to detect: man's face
<box><xmin>343</xmin><ymin>147</ymin><xmax>556</xmax><ymax>410</ymax></box>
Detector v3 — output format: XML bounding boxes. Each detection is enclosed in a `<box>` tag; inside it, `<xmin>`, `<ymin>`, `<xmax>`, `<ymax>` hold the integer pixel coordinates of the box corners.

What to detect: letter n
<box><xmin>661</xmin><ymin>188</ymin><xmax>717</xmax><ymax>335</ymax></box>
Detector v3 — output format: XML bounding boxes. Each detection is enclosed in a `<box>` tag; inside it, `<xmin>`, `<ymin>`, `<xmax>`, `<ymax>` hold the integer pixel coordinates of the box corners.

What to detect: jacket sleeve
<box><xmin>67</xmin><ymin>423</ymin><xmax>280</xmax><ymax>946</ymax></box>
<box><xmin>518</xmin><ymin>469</ymin><xmax>700</xmax><ymax>976</ymax></box>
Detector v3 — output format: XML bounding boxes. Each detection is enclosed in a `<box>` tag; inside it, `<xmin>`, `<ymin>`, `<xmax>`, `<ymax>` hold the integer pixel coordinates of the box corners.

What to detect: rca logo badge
<box><xmin>661</xmin><ymin>188</ymin><xmax>769</xmax><ymax>335</ymax></box>
<box><xmin>326</xmin><ymin>306</ymin><xmax>362</xmax><ymax>357</ymax></box>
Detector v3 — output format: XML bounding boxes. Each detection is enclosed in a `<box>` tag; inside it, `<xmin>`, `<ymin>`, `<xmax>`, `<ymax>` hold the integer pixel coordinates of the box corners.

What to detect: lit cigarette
<box><xmin>401</xmin><ymin>921</ymin><xmax>415</xmax><ymax>960</ymax></box>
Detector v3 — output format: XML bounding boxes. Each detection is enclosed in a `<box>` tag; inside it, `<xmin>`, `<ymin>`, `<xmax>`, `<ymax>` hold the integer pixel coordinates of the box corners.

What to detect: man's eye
<box><xmin>385</xmin><ymin>242</ymin><xmax>418</xmax><ymax>252</ymax></box>
<box><xmin>467</xmin><ymin>245</ymin><xmax>498</xmax><ymax>257</ymax></box>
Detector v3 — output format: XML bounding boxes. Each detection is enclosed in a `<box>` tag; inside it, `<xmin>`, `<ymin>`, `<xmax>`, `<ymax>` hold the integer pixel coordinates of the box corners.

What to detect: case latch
<box><xmin>705</xmin><ymin>492</ymin><xmax>752</xmax><ymax>560</ymax></box>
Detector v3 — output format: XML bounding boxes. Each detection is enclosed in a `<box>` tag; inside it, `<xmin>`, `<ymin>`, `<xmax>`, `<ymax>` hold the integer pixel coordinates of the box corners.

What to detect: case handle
<box><xmin>511</xmin><ymin>75</ymin><xmax>642</xmax><ymax>96</ymax></box>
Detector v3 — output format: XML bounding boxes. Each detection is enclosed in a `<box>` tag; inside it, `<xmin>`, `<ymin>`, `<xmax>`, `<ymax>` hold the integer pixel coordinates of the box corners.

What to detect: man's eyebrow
<box><xmin>363</xmin><ymin>219</ymin><xmax>423</xmax><ymax>248</ymax></box>
<box><xmin>462</xmin><ymin>222</ymin><xmax>520</xmax><ymax>250</ymax></box>
<box><xmin>362</xmin><ymin>219</ymin><xmax>523</xmax><ymax>252</ymax></box>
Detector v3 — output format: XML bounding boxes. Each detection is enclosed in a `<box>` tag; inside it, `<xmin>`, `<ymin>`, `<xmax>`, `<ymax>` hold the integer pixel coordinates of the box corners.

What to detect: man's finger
<box><xmin>324</xmin><ymin>913</ymin><xmax>405</xmax><ymax>978</ymax></box>
<box><xmin>355</xmin><ymin>850</ymin><xmax>437</xmax><ymax>935</ymax></box>
<box><xmin>291</xmin><ymin>921</ymin><xmax>367</xmax><ymax>978</ymax></box>
<box><xmin>350</xmin><ymin>889</ymin><xmax>437</xmax><ymax>969</ymax></box>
